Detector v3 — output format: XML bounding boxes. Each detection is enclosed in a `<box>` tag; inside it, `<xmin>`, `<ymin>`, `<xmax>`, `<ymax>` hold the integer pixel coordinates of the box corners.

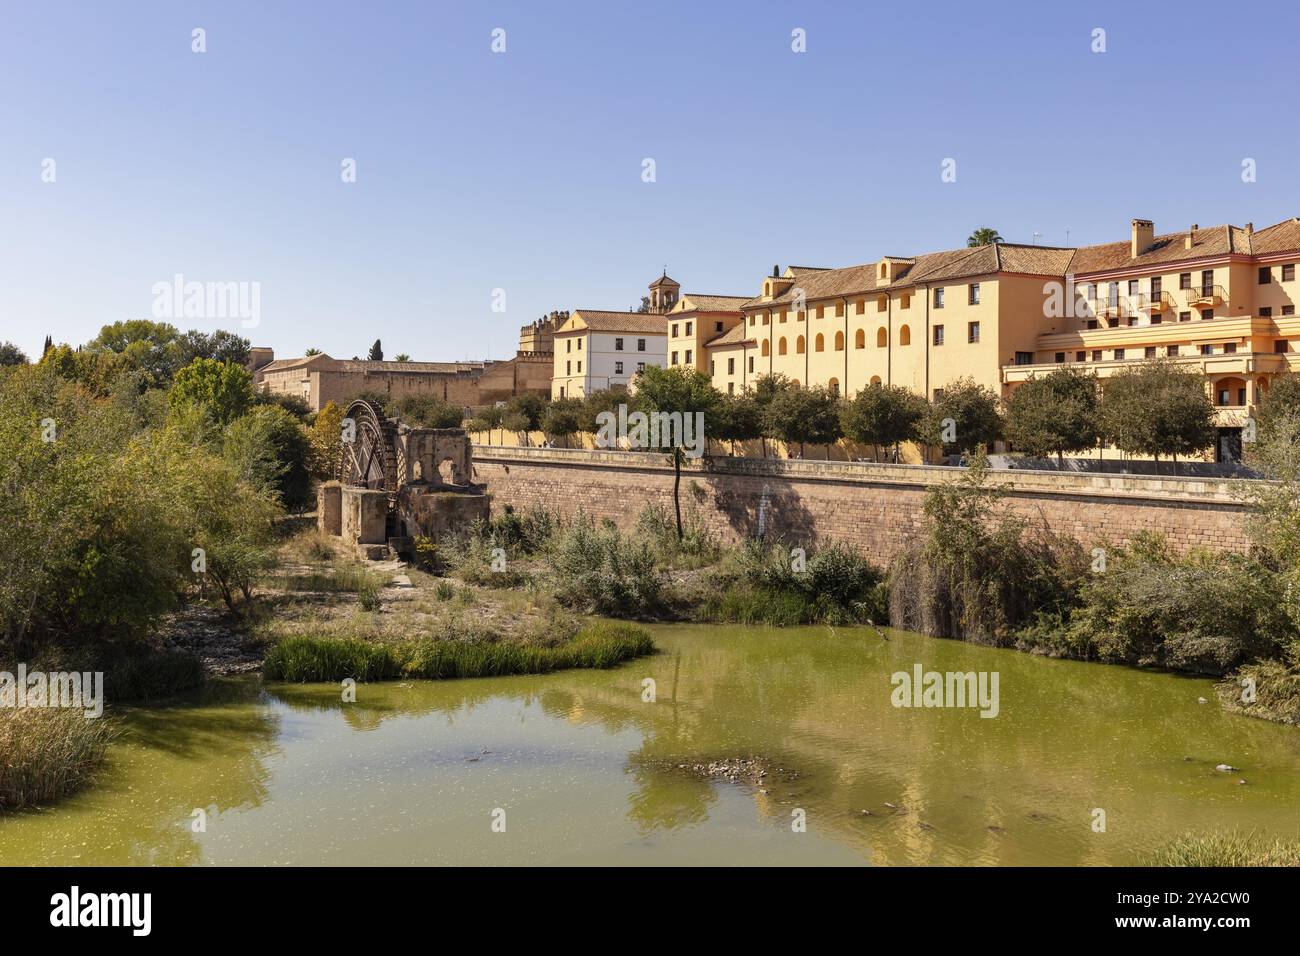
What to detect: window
<box><xmin>637</xmin><ymin>361</ymin><xmax>645</xmax><ymax>372</ymax></box>
<box><xmin>761</xmin><ymin>341</ymin><xmax>769</xmax><ymax>357</ymax></box>
<box><xmin>1201</xmin><ymin>269</ymin><xmax>1214</xmax><ymax>293</ymax></box>
<box><xmin>901</xmin><ymin>293</ymin><xmax>911</xmax><ymax>309</ymax></box>
<box><xmin>1178</xmin><ymin>311</ymin><xmax>1191</xmax><ymax>322</ymax></box>
<box><xmin>1092</xmin><ymin>350</ymin><xmax>1102</xmax><ymax>361</ymax></box>
<box><xmin>566</xmin><ymin>339</ymin><xmax>572</xmax><ymax>353</ymax></box>
<box><xmin>749</xmin><ymin>315</ymin><xmax>756</xmax><ymax>327</ymax></box>
<box><xmin>933</xmin><ymin>325</ymin><xmax>945</xmax><ymax>346</ymax></box>
<box><xmin>566</xmin><ymin>361</ymin><xmax>571</xmax><ymax>375</ymax></box>
<box><xmin>933</xmin><ymin>388</ymin><xmax>945</xmax><ymax>401</ymax></box>
<box><xmin>1261</xmin><ymin>307</ymin><xmax>1273</xmax><ymax>318</ymax></box>
<box><xmin>637</xmin><ymin>339</ymin><xmax>646</xmax><ymax>351</ymax></box>
<box><xmin>875</xmin><ymin>328</ymin><xmax>886</xmax><ymax>348</ymax></box>
<box><xmin>747</xmin><ymin>357</ymin><xmax>754</xmax><ymax>373</ymax></box>
<box><xmin>1150</xmin><ymin>315</ymin><xmax>1162</xmax><ymax>324</ymax></box>
<box><xmin>1167</xmin><ymin>345</ymin><xmax>1179</xmax><ymax>357</ymax></box>
<box><xmin>1217</xmin><ymin>387</ymin><xmax>1230</xmax><ymax>406</ymax></box>
<box><xmin>835</xmin><ymin>303</ymin><xmax>844</xmax><ymax>318</ymax></box>
<box><xmin>615</xmin><ymin>337</ymin><xmax>624</xmax><ymax>351</ymax></box>
<box><xmin>1054</xmin><ymin>352</ymin><xmax>1065</xmax><ymax>364</ymax></box>
<box><xmin>1259</xmin><ymin>267</ymin><xmax>1272</xmax><ymax>284</ymax></box>
<box><xmin>816</xmin><ymin>305</ymin><xmax>825</xmax><ymax>320</ymax></box>
<box><xmin>1200</xmin><ymin>344</ymin><xmax>1213</xmax><ymax>355</ymax></box>
<box><xmin>1086</xmin><ymin>320</ymin><xmax>1099</xmax><ymax>330</ymax></box>
<box><xmin>762</xmin><ymin>313</ymin><xmax>770</xmax><ymax>326</ymax></box>
<box><xmin>1285</xmin><ymin>305</ymin><xmax>1296</xmax><ymax>316</ymax></box>
<box><xmin>1015</xmin><ymin>351</ymin><xmax>1033</xmax><ymax>365</ymax></box>
<box><xmin>1284</xmin><ymin>264</ymin><xmax>1296</xmax><ymax>282</ymax></box>
<box><xmin>576</xmin><ymin>361</ymin><xmax>582</xmax><ymax>372</ymax></box>
<box><xmin>1179</xmin><ymin>272</ymin><xmax>1192</xmax><ymax>290</ymax></box>
<box><xmin>796</xmin><ymin>335</ymin><xmax>805</xmax><ymax>354</ymax></box>
<box><xmin>715</xmin><ymin>322</ymin><xmax>724</xmax><ymax>332</ymax></box>
<box><xmin>727</xmin><ymin>357</ymin><xmax>735</xmax><ymax>374</ymax></box>
<box><xmin>1239</xmin><ymin>387</ymin><xmax>1247</xmax><ymax>406</ymax></box>
<box><xmin>727</xmin><ymin>382</ymin><xmax>735</xmax><ymax>395</ymax></box>
<box><xmin>710</xmin><ymin>361</ymin><xmax>715</xmax><ymax>375</ymax></box>
<box><xmin>877</xmin><ymin>295</ymin><xmax>888</xmax><ymax>313</ymax></box>
<box><xmin>1201</xmin><ymin>309</ymin><xmax>1214</xmax><ymax>321</ymax></box>
<box><xmin>671</xmin><ymin>323</ymin><xmax>679</xmax><ymax>337</ymax></box>
<box><xmin>779</xmin><ymin>311</ymin><xmax>787</xmax><ymax>323</ymax></box>
<box><xmin>671</xmin><ymin>351</ymin><xmax>679</xmax><ymax>365</ymax></box>
<box><xmin>614</xmin><ymin>361</ymin><xmax>624</xmax><ymax>374</ymax></box>
<box><xmin>1275</xmin><ymin>340</ymin><xmax>1289</xmax><ymax>354</ymax></box>
<box><xmin>1151</xmin><ymin>276</ymin><xmax>1162</xmax><ymax>294</ymax></box>
<box><xmin>899</xmin><ymin>325</ymin><xmax>911</xmax><ymax>346</ymax></box>
<box><xmin>1145</xmin><ymin>346</ymin><xmax>1156</xmax><ymax>358</ymax></box>
<box><xmin>1076</xmin><ymin>351</ymin><xmax>1086</xmax><ymax>362</ymax></box>
<box><xmin>968</xmin><ymin>283</ymin><xmax>980</xmax><ymax>305</ymax></box>
<box><xmin>855</xmin><ymin>300</ymin><xmax>865</xmax><ymax>315</ymax></box>
<box><xmin>778</xmin><ymin>337</ymin><xmax>787</xmax><ymax>356</ymax></box>
<box><xmin>968</xmin><ymin>321</ymin><xmax>980</xmax><ymax>343</ymax></box>
<box><xmin>834</xmin><ymin>331</ymin><xmax>844</xmax><ymax>351</ymax></box>
<box><xmin>577</xmin><ymin>339</ymin><xmax>582</xmax><ymax>350</ymax></box>
<box><xmin>814</xmin><ymin>333</ymin><xmax>825</xmax><ymax>352</ymax></box>
<box><xmin>856</xmin><ymin>329</ymin><xmax>866</xmax><ymax>348</ymax></box>
<box><xmin>685</xmin><ymin>321</ymin><xmax>693</xmax><ymax>335</ymax></box>
<box><xmin>1114</xmin><ymin>348</ymin><xmax>1125</xmax><ymax>360</ymax></box>
<box><xmin>1224</xmin><ymin>343</ymin><xmax>1237</xmax><ymax>354</ymax></box>
<box><xmin>934</xmin><ymin>288</ymin><xmax>945</xmax><ymax>309</ymax></box>
<box><xmin>1128</xmin><ymin>279</ymin><xmax>1139</xmax><ymax>296</ymax></box>
<box><xmin>685</xmin><ymin>349</ymin><xmax>693</xmax><ymax>363</ymax></box>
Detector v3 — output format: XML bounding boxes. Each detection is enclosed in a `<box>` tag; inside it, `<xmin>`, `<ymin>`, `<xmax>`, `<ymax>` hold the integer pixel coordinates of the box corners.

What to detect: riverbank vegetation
<box><xmin>0</xmin><ymin>708</ymin><xmax>117</xmax><ymax>810</ymax></box>
<box><xmin>1149</xmin><ymin>831</ymin><xmax>1300</xmax><ymax>867</ymax></box>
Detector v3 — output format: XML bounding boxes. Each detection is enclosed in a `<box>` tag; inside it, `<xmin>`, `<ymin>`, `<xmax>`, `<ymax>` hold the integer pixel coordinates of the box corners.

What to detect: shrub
<box><xmin>889</xmin><ymin>454</ymin><xmax>1087</xmax><ymax>644</ymax></box>
<box><xmin>1217</xmin><ymin>654</ymin><xmax>1300</xmax><ymax>725</ymax></box>
<box><xmin>550</xmin><ymin>513</ymin><xmax>665</xmax><ymax>618</ymax></box>
<box><xmin>0</xmin><ymin>708</ymin><xmax>117</xmax><ymax>810</ymax></box>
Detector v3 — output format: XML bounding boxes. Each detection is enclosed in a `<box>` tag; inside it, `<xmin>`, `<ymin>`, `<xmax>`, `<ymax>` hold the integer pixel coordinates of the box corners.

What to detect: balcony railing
<box><xmin>1139</xmin><ymin>291</ymin><xmax>1174</xmax><ymax>312</ymax></box>
<box><xmin>1186</xmin><ymin>284</ymin><xmax>1226</xmax><ymax>306</ymax></box>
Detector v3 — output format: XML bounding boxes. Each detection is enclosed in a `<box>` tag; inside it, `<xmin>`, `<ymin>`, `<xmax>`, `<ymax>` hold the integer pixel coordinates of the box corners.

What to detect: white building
<box><xmin>551</xmin><ymin>309</ymin><xmax>668</xmax><ymax>398</ymax></box>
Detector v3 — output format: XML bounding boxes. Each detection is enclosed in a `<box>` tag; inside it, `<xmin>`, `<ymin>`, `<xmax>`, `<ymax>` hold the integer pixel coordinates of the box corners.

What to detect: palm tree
<box><xmin>394</xmin><ymin>353</ymin><xmax>411</xmax><ymax>362</ymax></box>
<box><xmin>304</xmin><ymin>347</ymin><xmax>322</xmax><ymax>356</ymax></box>
<box><xmin>967</xmin><ymin>227</ymin><xmax>1003</xmax><ymax>247</ymax></box>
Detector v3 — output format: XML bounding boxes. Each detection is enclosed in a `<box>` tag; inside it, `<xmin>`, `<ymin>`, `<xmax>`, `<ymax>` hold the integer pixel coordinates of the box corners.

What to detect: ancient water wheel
<box><xmin>337</xmin><ymin>399</ymin><xmax>401</xmax><ymax>492</ymax></box>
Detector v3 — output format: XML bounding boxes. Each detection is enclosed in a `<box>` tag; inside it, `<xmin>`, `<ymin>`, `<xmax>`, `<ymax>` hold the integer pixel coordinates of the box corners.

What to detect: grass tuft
<box><xmin>0</xmin><ymin>709</ymin><xmax>117</xmax><ymax>810</ymax></box>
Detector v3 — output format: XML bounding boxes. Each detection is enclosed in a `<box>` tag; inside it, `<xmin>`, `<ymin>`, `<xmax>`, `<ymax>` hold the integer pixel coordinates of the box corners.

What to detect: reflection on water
<box><xmin>2</xmin><ymin>624</ymin><xmax>1299</xmax><ymax>866</ymax></box>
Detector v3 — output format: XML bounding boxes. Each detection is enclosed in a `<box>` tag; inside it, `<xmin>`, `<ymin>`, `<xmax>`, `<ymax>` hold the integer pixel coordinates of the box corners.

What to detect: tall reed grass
<box><xmin>0</xmin><ymin>708</ymin><xmax>117</xmax><ymax>810</ymax></box>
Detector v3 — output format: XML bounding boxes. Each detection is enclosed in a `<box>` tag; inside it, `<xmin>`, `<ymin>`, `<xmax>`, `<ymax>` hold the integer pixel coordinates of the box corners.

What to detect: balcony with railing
<box><xmin>1185</xmin><ymin>284</ymin><xmax>1226</xmax><ymax>307</ymax></box>
<box><xmin>1139</xmin><ymin>291</ymin><xmax>1174</xmax><ymax>313</ymax></box>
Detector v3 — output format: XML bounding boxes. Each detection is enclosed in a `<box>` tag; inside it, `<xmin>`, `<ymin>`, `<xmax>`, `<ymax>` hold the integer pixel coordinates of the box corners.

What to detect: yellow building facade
<box><xmin>704</xmin><ymin>217</ymin><xmax>1300</xmax><ymax>459</ymax></box>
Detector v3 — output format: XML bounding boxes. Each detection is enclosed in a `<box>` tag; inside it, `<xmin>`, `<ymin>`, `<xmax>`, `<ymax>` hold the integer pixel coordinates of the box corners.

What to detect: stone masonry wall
<box><xmin>470</xmin><ymin>446</ymin><xmax>1251</xmax><ymax>565</ymax></box>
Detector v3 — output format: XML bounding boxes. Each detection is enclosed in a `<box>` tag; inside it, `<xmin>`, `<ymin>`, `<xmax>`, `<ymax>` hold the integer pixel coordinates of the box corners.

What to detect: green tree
<box><xmin>223</xmin><ymin>404</ymin><xmax>315</xmax><ymax>511</ymax></box>
<box><xmin>310</xmin><ymin>400</ymin><xmax>345</xmax><ymax>478</ymax></box>
<box><xmin>169</xmin><ymin>358</ymin><xmax>254</xmax><ymax>425</ymax></box>
<box><xmin>0</xmin><ymin>342</ymin><xmax>28</xmax><ymax>366</ymax></box>
<box><xmin>841</xmin><ymin>383</ymin><xmax>927</xmax><ymax>461</ymax></box>
<box><xmin>1099</xmin><ymin>360</ymin><xmax>1216</xmax><ymax>470</ymax></box>
<box><xmin>505</xmin><ymin>392</ymin><xmax>548</xmax><ymax>445</ymax></box>
<box><xmin>765</xmin><ymin>384</ymin><xmax>842</xmax><ymax>458</ymax></box>
<box><xmin>393</xmin><ymin>394</ymin><xmax>464</xmax><ymax>428</ymax></box>
<box><xmin>751</xmin><ymin>373</ymin><xmax>798</xmax><ymax>457</ymax></box>
<box><xmin>634</xmin><ymin>365</ymin><xmax>720</xmax><ymax>538</ymax></box>
<box><xmin>88</xmin><ymin>319</ymin><xmax>181</xmax><ymax>382</ymax></box>
<box><xmin>367</xmin><ymin>339</ymin><xmax>384</xmax><ymax>361</ymax></box>
<box><xmin>711</xmin><ymin>392</ymin><xmax>763</xmax><ymax>455</ymax></box>
<box><xmin>304</xmin><ymin>347</ymin><xmax>322</xmax><ymax>356</ymax></box>
<box><xmin>173</xmin><ymin>329</ymin><xmax>251</xmax><ymax>368</ymax></box>
<box><xmin>967</xmin><ymin>227</ymin><xmax>1004</xmax><ymax>247</ymax></box>
<box><xmin>924</xmin><ymin>377</ymin><xmax>1002</xmax><ymax>455</ymax></box>
<box><xmin>542</xmin><ymin>397</ymin><xmax>583</xmax><ymax>446</ymax></box>
<box><xmin>393</xmin><ymin>353</ymin><xmax>411</xmax><ymax>362</ymax></box>
<box><xmin>1005</xmin><ymin>366</ymin><xmax>1099</xmax><ymax>464</ymax></box>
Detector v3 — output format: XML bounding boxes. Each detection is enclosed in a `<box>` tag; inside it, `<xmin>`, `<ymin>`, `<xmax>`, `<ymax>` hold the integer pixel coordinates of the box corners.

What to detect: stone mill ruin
<box><xmin>317</xmin><ymin>398</ymin><xmax>490</xmax><ymax>559</ymax></box>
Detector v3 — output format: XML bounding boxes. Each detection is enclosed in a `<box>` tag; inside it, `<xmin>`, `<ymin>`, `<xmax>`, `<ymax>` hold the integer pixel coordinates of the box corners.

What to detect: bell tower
<box><xmin>648</xmin><ymin>270</ymin><xmax>680</xmax><ymax>314</ymax></box>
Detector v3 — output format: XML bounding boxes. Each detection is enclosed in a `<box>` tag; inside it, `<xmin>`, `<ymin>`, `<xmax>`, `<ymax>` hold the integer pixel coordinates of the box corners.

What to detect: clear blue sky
<box><xmin>3</xmin><ymin>0</ymin><xmax>1298</xmax><ymax>363</ymax></box>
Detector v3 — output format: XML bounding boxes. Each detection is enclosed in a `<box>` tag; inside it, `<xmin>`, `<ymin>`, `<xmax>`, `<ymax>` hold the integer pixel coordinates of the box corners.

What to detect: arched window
<box><xmin>815</xmin><ymin>333</ymin><xmax>825</xmax><ymax>352</ymax></box>
<box><xmin>796</xmin><ymin>336</ymin><xmax>805</xmax><ymax>354</ymax></box>
<box><xmin>761</xmin><ymin>340</ymin><xmax>770</xmax><ymax>357</ymax></box>
<box><xmin>855</xmin><ymin>329</ymin><xmax>865</xmax><ymax>349</ymax></box>
<box><xmin>828</xmin><ymin>378</ymin><xmax>840</xmax><ymax>397</ymax></box>
<box><xmin>778</xmin><ymin>337</ymin><xmax>787</xmax><ymax>355</ymax></box>
<box><xmin>899</xmin><ymin>324</ymin><xmax>911</xmax><ymax>346</ymax></box>
<box><xmin>876</xmin><ymin>327</ymin><xmax>888</xmax><ymax>348</ymax></box>
<box><xmin>834</xmin><ymin>331</ymin><xmax>845</xmax><ymax>351</ymax></box>
<box><xmin>870</xmin><ymin>375</ymin><xmax>882</xmax><ymax>386</ymax></box>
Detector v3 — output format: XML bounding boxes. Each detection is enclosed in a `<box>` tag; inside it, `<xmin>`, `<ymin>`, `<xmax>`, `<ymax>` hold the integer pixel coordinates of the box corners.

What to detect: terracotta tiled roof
<box><xmin>675</xmin><ymin>293</ymin><xmax>750</xmax><ymax>313</ymax></box>
<box><xmin>1066</xmin><ymin>225</ymin><xmax>1240</xmax><ymax>274</ymax></box>
<box><xmin>565</xmin><ymin>310</ymin><xmax>669</xmax><ymax>334</ymax></box>
<box><xmin>648</xmin><ymin>274</ymin><xmax>679</xmax><ymax>288</ymax></box>
<box><xmin>1250</xmin><ymin>218</ymin><xmax>1300</xmax><ymax>255</ymax></box>
<box><xmin>705</xmin><ymin>323</ymin><xmax>754</xmax><ymax>348</ymax></box>
<box><xmin>995</xmin><ymin>244</ymin><xmax>1077</xmax><ymax>275</ymax></box>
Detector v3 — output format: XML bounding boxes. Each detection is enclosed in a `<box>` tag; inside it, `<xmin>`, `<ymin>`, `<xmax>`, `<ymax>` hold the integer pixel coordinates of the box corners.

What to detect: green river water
<box><xmin>2</xmin><ymin>623</ymin><xmax>1298</xmax><ymax>866</ymax></box>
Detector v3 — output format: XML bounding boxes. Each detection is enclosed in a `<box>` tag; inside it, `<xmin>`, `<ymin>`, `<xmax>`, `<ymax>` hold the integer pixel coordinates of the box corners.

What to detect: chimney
<box><xmin>1131</xmin><ymin>219</ymin><xmax>1154</xmax><ymax>258</ymax></box>
<box><xmin>1185</xmin><ymin>224</ymin><xmax>1198</xmax><ymax>250</ymax></box>
<box><xmin>1245</xmin><ymin>222</ymin><xmax>1254</xmax><ymax>235</ymax></box>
